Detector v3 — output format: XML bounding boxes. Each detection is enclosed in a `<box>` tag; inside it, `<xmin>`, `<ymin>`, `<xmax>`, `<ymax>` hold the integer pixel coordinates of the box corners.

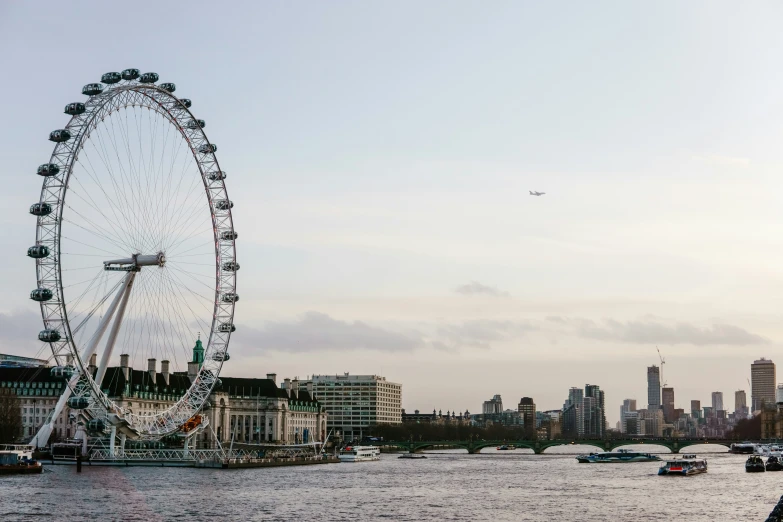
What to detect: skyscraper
<box><xmin>662</xmin><ymin>387</ymin><xmax>675</xmax><ymax>422</ymax></box>
<box><xmin>483</xmin><ymin>394</ymin><xmax>503</xmax><ymax>414</ymax></box>
<box><xmin>751</xmin><ymin>358</ymin><xmax>776</xmax><ymax>411</ymax></box>
<box><xmin>620</xmin><ymin>399</ymin><xmax>637</xmax><ymax>434</ymax></box>
<box><xmin>647</xmin><ymin>365</ymin><xmax>661</xmax><ymax>409</ymax></box>
<box><xmin>584</xmin><ymin>384</ymin><xmax>605</xmax><ymax>438</ymax></box>
<box><xmin>711</xmin><ymin>391</ymin><xmax>724</xmax><ymax>412</ymax></box>
<box><xmin>517</xmin><ymin>397</ymin><xmax>536</xmax><ymax>428</ymax></box>
<box><xmin>690</xmin><ymin>400</ymin><xmax>701</xmax><ymax>419</ymax></box>
<box><xmin>735</xmin><ymin>390</ymin><xmax>748</xmax><ymax>419</ymax></box>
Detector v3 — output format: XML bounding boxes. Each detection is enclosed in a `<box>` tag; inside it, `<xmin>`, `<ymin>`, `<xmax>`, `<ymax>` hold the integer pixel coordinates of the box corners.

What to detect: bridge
<box><xmin>386</xmin><ymin>438</ymin><xmax>747</xmax><ymax>455</ymax></box>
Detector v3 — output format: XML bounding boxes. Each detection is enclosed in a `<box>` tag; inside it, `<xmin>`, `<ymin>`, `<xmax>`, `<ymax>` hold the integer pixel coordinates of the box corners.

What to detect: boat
<box><xmin>729</xmin><ymin>442</ymin><xmax>756</xmax><ymax>454</ymax></box>
<box><xmin>0</xmin><ymin>450</ymin><xmax>42</xmax><ymax>475</ymax></box>
<box><xmin>398</xmin><ymin>453</ymin><xmax>427</xmax><ymax>459</ymax></box>
<box><xmin>658</xmin><ymin>455</ymin><xmax>707</xmax><ymax>476</ymax></box>
<box><xmin>767</xmin><ymin>455</ymin><xmax>783</xmax><ymax>471</ymax></box>
<box><xmin>576</xmin><ymin>449</ymin><xmax>661</xmax><ymax>463</ymax></box>
<box><xmin>496</xmin><ymin>445</ymin><xmax>516</xmax><ymax>451</ymax></box>
<box><xmin>338</xmin><ymin>445</ymin><xmax>380</xmax><ymax>462</ymax></box>
<box><xmin>746</xmin><ymin>455</ymin><xmax>766</xmax><ymax>472</ymax></box>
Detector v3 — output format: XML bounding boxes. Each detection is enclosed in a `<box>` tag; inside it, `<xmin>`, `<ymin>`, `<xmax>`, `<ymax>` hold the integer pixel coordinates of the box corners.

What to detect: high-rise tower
<box><xmin>647</xmin><ymin>365</ymin><xmax>661</xmax><ymax>410</ymax></box>
<box><xmin>751</xmin><ymin>358</ymin><xmax>776</xmax><ymax>411</ymax></box>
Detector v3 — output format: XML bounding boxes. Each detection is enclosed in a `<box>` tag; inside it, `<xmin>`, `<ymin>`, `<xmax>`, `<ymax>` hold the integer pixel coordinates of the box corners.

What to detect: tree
<box><xmin>0</xmin><ymin>389</ymin><xmax>22</xmax><ymax>443</ymax></box>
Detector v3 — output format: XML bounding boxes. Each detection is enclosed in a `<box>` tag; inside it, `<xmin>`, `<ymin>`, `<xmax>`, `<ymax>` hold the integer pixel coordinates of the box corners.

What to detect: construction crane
<box><xmin>657</xmin><ymin>346</ymin><xmax>667</xmax><ymax>387</ymax></box>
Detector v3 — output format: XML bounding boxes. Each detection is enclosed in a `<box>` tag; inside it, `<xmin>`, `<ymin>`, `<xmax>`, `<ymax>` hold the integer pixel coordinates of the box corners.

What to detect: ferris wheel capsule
<box><xmin>218</xmin><ymin>323</ymin><xmax>236</xmax><ymax>333</ymax></box>
<box><xmin>38</xmin><ymin>329</ymin><xmax>61</xmax><ymax>342</ymax></box>
<box><xmin>222</xmin><ymin>261</ymin><xmax>240</xmax><ymax>272</ymax></box>
<box><xmin>101</xmin><ymin>72</ymin><xmax>121</xmax><ymax>84</ymax></box>
<box><xmin>220</xmin><ymin>230</ymin><xmax>238</xmax><ymax>241</ymax></box>
<box><xmin>159</xmin><ymin>82</ymin><xmax>176</xmax><ymax>93</ymax></box>
<box><xmin>64</xmin><ymin>103</ymin><xmax>86</xmax><ymax>116</ymax></box>
<box><xmin>82</xmin><ymin>83</ymin><xmax>104</xmax><ymax>96</ymax></box>
<box><xmin>29</xmin><ymin>202</ymin><xmax>52</xmax><ymax>216</ymax></box>
<box><xmin>179</xmin><ymin>98</ymin><xmax>192</xmax><ymax>108</ymax></box>
<box><xmin>222</xmin><ymin>292</ymin><xmax>239</xmax><ymax>303</ymax></box>
<box><xmin>215</xmin><ymin>199</ymin><xmax>233</xmax><ymax>210</ymax></box>
<box><xmin>121</xmin><ymin>68</ymin><xmax>140</xmax><ymax>81</ymax></box>
<box><xmin>87</xmin><ymin>419</ymin><xmax>106</xmax><ymax>432</ymax></box>
<box><xmin>30</xmin><ymin>288</ymin><xmax>53</xmax><ymax>302</ymax></box>
<box><xmin>139</xmin><ymin>72</ymin><xmax>159</xmax><ymax>83</ymax></box>
<box><xmin>37</xmin><ymin>163</ymin><xmax>60</xmax><ymax>176</ymax></box>
<box><xmin>67</xmin><ymin>397</ymin><xmax>89</xmax><ymax>410</ymax></box>
<box><xmin>27</xmin><ymin>245</ymin><xmax>50</xmax><ymax>258</ymax></box>
<box><xmin>208</xmin><ymin>171</ymin><xmax>225</xmax><ymax>181</ymax></box>
<box><xmin>212</xmin><ymin>351</ymin><xmax>230</xmax><ymax>362</ymax></box>
<box><xmin>49</xmin><ymin>130</ymin><xmax>71</xmax><ymax>143</ymax></box>
<box><xmin>199</xmin><ymin>143</ymin><xmax>217</xmax><ymax>154</ymax></box>
<box><xmin>187</xmin><ymin>119</ymin><xmax>206</xmax><ymax>129</ymax></box>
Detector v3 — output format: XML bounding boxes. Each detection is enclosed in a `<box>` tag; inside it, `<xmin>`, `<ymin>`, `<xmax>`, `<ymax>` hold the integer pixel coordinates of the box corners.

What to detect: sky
<box><xmin>3</xmin><ymin>1</ymin><xmax>783</xmax><ymax>424</ymax></box>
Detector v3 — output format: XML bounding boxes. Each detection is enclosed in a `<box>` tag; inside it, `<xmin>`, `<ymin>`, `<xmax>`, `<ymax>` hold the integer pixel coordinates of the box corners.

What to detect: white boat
<box><xmin>576</xmin><ymin>449</ymin><xmax>660</xmax><ymax>463</ymax></box>
<box><xmin>338</xmin><ymin>445</ymin><xmax>380</xmax><ymax>462</ymax></box>
<box><xmin>658</xmin><ymin>455</ymin><xmax>707</xmax><ymax>476</ymax></box>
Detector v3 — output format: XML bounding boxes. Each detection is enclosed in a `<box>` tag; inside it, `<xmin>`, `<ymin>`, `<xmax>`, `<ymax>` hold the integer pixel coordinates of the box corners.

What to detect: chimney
<box><xmin>120</xmin><ymin>354</ymin><xmax>130</xmax><ymax>381</ymax></box>
<box><xmin>266</xmin><ymin>373</ymin><xmax>277</xmax><ymax>384</ymax></box>
<box><xmin>161</xmin><ymin>360</ymin><xmax>170</xmax><ymax>386</ymax></box>
<box><xmin>188</xmin><ymin>361</ymin><xmax>199</xmax><ymax>382</ymax></box>
<box><xmin>291</xmin><ymin>378</ymin><xmax>299</xmax><ymax>399</ymax></box>
<box><xmin>283</xmin><ymin>378</ymin><xmax>291</xmax><ymax>396</ymax></box>
<box><xmin>88</xmin><ymin>353</ymin><xmax>97</xmax><ymax>374</ymax></box>
<box><xmin>147</xmin><ymin>358</ymin><xmax>156</xmax><ymax>385</ymax></box>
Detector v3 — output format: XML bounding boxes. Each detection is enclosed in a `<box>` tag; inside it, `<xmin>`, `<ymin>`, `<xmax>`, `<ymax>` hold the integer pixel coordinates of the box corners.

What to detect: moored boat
<box><xmin>658</xmin><ymin>455</ymin><xmax>707</xmax><ymax>476</ymax></box>
<box><xmin>576</xmin><ymin>449</ymin><xmax>661</xmax><ymax>463</ymax></box>
<box><xmin>338</xmin><ymin>446</ymin><xmax>380</xmax><ymax>462</ymax></box>
<box><xmin>746</xmin><ymin>455</ymin><xmax>766</xmax><ymax>472</ymax></box>
<box><xmin>0</xmin><ymin>450</ymin><xmax>42</xmax><ymax>475</ymax></box>
<box><xmin>767</xmin><ymin>455</ymin><xmax>783</xmax><ymax>471</ymax></box>
<box><xmin>398</xmin><ymin>453</ymin><xmax>427</xmax><ymax>459</ymax></box>
<box><xmin>496</xmin><ymin>445</ymin><xmax>516</xmax><ymax>451</ymax></box>
<box><xmin>729</xmin><ymin>442</ymin><xmax>756</xmax><ymax>454</ymax></box>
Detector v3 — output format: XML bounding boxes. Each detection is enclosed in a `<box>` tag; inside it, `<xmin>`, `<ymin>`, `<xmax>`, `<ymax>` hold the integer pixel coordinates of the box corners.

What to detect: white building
<box><xmin>303</xmin><ymin>373</ymin><xmax>402</xmax><ymax>440</ymax></box>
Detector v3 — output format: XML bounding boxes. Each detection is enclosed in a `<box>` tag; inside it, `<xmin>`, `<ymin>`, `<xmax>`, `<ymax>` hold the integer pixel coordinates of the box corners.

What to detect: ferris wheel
<box><xmin>29</xmin><ymin>69</ymin><xmax>238</xmax><ymax>443</ymax></box>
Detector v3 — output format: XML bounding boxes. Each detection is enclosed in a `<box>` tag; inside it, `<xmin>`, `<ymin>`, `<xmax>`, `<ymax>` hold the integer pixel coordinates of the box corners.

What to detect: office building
<box><xmin>517</xmin><ymin>397</ymin><xmax>536</xmax><ymax>427</ymax></box>
<box><xmin>662</xmin><ymin>387</ymin><xmax>675</xmax><ymax>422</ymax></box>
<box><xmin>562</xmin><ymin>385</ymin><xmax>604</xmax><ymax>438</ymax></box>
<box><xmin>735</xmin><ymin>390</ymin><xmax>748</xmax><ymax>419</ymax></box>
<box><xmin>304</xmin><ymin>373</ymin><xmax>401</xmax><ymax>440</ymax></box>
<box><xmin>647</xmin><ymin>365</ymin><xmax>661</xmax><ymax>409</ymax></box>
<box><xmin>620</xmin><ymin>399</ymin><xmax>637</xmax><ymax>434</ymax></box>
<box><xmin>711</xmin><ymin>392</ymin><xmax>723</xmax><ymax>412</ymax></box>
<box><xmin>483</xmin><ymin>394</ymin><xmax>503</xmax><ymax>414</ymax></box>
<box><xmin>690</xmin><ymin>400</ymin><xmax>701</xmax><ymax>419</ymax></box>
<box><xmin>751</xmin><ymin>358</ymin><xmax>776</xmax><ymax>411</ymax></box>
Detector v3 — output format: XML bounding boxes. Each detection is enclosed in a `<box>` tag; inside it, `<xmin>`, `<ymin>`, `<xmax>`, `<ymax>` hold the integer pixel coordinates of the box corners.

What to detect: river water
<box><xmin>0</xmin><ymin>445</ymin><xmax>778</xmax><ymax>521</ymax></box>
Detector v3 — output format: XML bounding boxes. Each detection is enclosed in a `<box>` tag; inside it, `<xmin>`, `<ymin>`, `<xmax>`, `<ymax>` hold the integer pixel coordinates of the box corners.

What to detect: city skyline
<box><xmin>4</xmin><ymin>3</ymin><xmax>783</xmax><ymax>424</ymax></box>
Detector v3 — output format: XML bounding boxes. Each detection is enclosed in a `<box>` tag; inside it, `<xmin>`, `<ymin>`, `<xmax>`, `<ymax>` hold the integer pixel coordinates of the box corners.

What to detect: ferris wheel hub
<box><xmin>103</xmin><ymin>252</ymin><xmax>166</xmax><ymax>271</ymax></box>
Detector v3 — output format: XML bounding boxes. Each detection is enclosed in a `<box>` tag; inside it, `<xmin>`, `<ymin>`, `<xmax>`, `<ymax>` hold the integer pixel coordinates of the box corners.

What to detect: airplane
<box><xmin>529</xmin><ymin>191</ymin><xmax>545</xmax><ymax>196</ymax></box>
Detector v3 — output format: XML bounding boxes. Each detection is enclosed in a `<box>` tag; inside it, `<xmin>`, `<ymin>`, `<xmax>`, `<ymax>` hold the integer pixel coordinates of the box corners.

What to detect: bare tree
<box><xmin>0</xmin><ymin>389</ymin><xmax>22</xmax><ymax>443</ymax></box>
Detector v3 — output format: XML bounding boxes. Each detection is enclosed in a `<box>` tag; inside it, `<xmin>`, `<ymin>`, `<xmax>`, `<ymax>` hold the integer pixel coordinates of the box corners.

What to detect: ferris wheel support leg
<box><xmin>95</xmin><ymin>272</ymin><xmax>136</xmax><ymax>389</ymax></box>
<box><xmin>30</xmin><ymin>272</ymin><xmax>133</xmax><ymax>449</ymax></box>
<box><xmin>109</xmin><ymin>425</ymin><xmax>117</xmax><ymax>458</ymax></box>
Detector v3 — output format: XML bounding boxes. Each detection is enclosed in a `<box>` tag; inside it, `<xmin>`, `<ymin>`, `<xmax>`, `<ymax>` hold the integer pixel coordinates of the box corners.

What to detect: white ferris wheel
<box><xmin>29</xmin><ymin>69</ymin><xmax>238</xmax><ymax>443</ymax></box>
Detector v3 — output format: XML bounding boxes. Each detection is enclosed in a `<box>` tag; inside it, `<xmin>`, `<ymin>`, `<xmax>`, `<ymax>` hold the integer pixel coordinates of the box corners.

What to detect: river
<box><xmin>0</xmin><ymin>445</ymin><xmax>777</xmax><ymax>521</ymax></box>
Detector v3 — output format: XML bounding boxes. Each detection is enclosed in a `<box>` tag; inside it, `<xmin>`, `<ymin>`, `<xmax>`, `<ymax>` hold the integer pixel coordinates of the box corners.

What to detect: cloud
<box><xmin>436</xmin><ymin>319</ymin><xmax>535</xmax><ymax>350</ymax></box>
<box><xmin>454</xmin><ymin>281</ymin><xmax>510</xmax><ymax>298</ymax></box>
<box><xmin>0</xmin><ymin>309</ymin><xmax>50</xmax><ymax>355</ymax></box>
<box><xmin>691</xmin><ymin>154</ymin><xmax>751</xmax><ymax>167</ymax></box>
<box><xmin>235</xmin><ymin>311</ymin><xmax>424</xmax><ymax>353</ymax></box>
<box><xmin>567</xmin><ymin>318</ymin><xmax>768</xmax><ymax>346</ymax></box>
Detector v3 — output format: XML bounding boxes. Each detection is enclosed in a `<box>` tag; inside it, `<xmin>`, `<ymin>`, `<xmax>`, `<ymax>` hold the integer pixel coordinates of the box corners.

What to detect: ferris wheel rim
<box><xmin>32</xmin><ymin>75</ymin><xmax>237</xmax><ymax>437</ymax></box>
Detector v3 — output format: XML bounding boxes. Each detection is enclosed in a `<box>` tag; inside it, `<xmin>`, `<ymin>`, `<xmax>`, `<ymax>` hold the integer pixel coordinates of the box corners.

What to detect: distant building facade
<box><xmin>483</xmin><ymin>394</ymin><xmax>503</xmax><ymax>414</ymax></box>
<box><xmin>562</xmin><ymin>384</ymin><xmax>605</xmax><ymax>438</ymax></box>
<box><xmin>752</xmin><ymin>358</ymin><xmax>776</xmax><ymax>411</ymax></box>
<box><xmin>662</xmin><ymin>387</ymin><xmax>675</xmax><ymax>422</ymax></box>
<box><xmin>303</xmin><ymin>373</ymin><xmax>402</xmax><ymax>440</ymax></box>
<box><xmin>0</xmin><ymin>354</ymin><xmax>48</xmax><ymax>369</ymax></box>
<box><xmin>711</xmin><ymin>392</ymin><xmax>724</xmax><ymax>412</ymax></box>
<box><xmin>517</xmin><ymin>397</ymin><xmax>536</xmax><ymax>427</ymax></box>
<box><xmin>647</xmin><ymin>366</ymin><xmax>661</xmax><ymax>409</ymax></box>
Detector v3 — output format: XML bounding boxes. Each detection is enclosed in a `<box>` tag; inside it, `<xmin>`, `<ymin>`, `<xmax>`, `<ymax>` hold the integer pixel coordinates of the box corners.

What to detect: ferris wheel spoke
<box><xmin>68</xmin><ymin>181</ymin><xmax>136</xmax><ymax>250</ymax></box>
<box><xmin>63</xmin><ymin>201</ymin><xmax>138</xmax><ymax>254</ymax></box>
<box><xmin>159</xmin><ymin>269</ymin><xmax>213</xmax><ymax>344</ymax></box>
